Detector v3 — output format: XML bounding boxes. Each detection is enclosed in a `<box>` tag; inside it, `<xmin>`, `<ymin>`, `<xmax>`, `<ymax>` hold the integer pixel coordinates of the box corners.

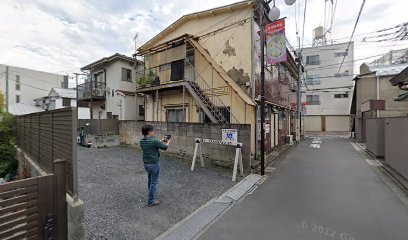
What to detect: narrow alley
<box><xmin>199</xmin><ymin>136</ymin><xmax>408</xmax><ymax>240</ymax></box>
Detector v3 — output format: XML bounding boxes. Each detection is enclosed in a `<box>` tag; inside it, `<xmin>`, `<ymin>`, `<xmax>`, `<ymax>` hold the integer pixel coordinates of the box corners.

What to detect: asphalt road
<box><xmin>199</xmin><ymin>136</ymin><xmax>408</xmax><ymax>240</ymax></box>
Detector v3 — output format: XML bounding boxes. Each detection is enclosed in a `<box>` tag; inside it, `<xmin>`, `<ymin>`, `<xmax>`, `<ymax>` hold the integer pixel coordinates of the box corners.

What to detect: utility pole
<box><xmin>296</xmin><ymin>39</ymin><xmax>303</xmax><ymax>142</ymax></box>
<box><xmin>74</xmin><ymin>73</ymin><xmax>80</xmax><ymax>120</ymax></box>
<box><xmin>259</xmin><ymin>2</ymin><xmax>266</xmax><ymax>176</ymax></box>
<box><xmin>5</xmin><ymin>66</ymin><xmax>9</xmax><ymax>112</ymax></box>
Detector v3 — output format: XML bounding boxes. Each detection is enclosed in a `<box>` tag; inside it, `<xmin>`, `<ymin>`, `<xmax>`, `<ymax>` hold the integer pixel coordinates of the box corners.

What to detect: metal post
<box><xmin>53</xmin><ymin>159</ymin><xmax>68</xmax><ymax>239</ymax></box>
<box><xmin>183</xmin><ymin>85</ymin><xmax>186</xmax><ymax>122</ymax></box>
<box><xmin>296</xmin><ymin>37</ymin><xmax>302</xmax><ymax>142</ymax></box>
<box><xmin>5</xmin><ymin>66</ymin><xmax>9</xmax><ymax>112</ymax></box>
<box><xmin>155</xmin><ymin>89</ymin><xmax>159</xmax><ymax>121</ymax></box>
<box><xmin>259</xmin><ymin>3</ymin><xmax>266</xmax><ymax>176</ymax></box>
<box><xmin>90</xmin><ymin>70</ymin><xmax>93</xmax><ymax>119</ymax></box>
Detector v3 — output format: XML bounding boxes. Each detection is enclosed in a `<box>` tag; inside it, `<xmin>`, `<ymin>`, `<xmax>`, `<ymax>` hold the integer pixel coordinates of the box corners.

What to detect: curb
<box><xmin>251</xmin><ymin>143</ymin><xmax>296</xmax><ymax>174</ymax></box>
<box><xmin>351</xmin><ymin>142</ymin><xmax>408</xmax><ymax>209</ymax></box>
<box><xmin>353</xmin><ymin>142</ymin><xmax>408</xmax><ymax>192</ymax></box>
<box><xmin>154</xmin><ymin>174</ymin><xmax>264</xmax><ymax>240</ymax></box>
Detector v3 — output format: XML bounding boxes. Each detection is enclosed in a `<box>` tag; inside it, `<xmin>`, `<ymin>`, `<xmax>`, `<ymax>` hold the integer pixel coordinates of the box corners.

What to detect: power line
<box><xmin>325</xmin><ymin>0</ymin><xmax>338</xmax><ymax>38</ymax></box>
<box><xmin>337</xmin><ymin>0</ymin><xmax>366</xmax><ymax>73</ymax></box>
<box><xmin>7</xmin><ymin>77</ymin><xmax>51</xmax><ymax>91</ymax></box>
<box><xmin>305</xmin><ymin>52</ymin><xmax>385</xmax><ymax>71</ymax></box>
<box><xmin>304</xmin><ymin>85</ymin><xmax>354</xmax><ymax>91</ymax></box>
<box><xmin>302</xmin><ymin>22</ymin><xmax>407</xmax><ymax>47</ymax></box>
<box><xmin>9</xmin><ymin>70</ymin><xmax>64</xmax><ymax>85</ymax></box>
<box><xmin>301</xmin><ymin>0</ymin><xmax>308</xmax><ymax>51</ymax></box>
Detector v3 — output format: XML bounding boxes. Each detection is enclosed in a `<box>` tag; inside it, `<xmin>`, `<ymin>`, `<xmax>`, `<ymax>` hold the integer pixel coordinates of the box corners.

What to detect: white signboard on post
<box><xmin>222</xmin><ymin>129</ymin><xmax>238</xmax><ymax>144</ymax></box>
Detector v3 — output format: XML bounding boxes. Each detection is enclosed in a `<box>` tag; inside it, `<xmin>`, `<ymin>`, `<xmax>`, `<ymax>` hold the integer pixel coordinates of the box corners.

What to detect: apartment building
<box><xmin>302</xmin><ymin>41</ymin><xmax>354</xmax><ymax>132</ymax></box>
<box><xmin>0</xmin><ymin>64</ymin><xmax>68</xmax><ymax>112</ymax></box>
<box><xmin>78</xmin><ymin>53</ymin><xmax>144</xmax><ymax>120</ymax></box>
<box><xmin>135</xmin><ymin>0</ymin><xmax>299</xmax><ymax>155</ymax></box>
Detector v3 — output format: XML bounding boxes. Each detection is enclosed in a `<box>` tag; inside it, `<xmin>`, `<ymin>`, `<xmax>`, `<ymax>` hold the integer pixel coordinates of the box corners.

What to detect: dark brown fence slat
<box><xmin>0</xmin><ymin>178</ymin><xmax>38</xmax><ymax>193</ymax></box>
<box><xmin>0</xmin><ymin>199</ymin><xmax>38</xmax><ymax>216</ymax></box>
<box><xmin>0</xmin><ymin>219</ymin><xmax>39</xmax><ymax>239</ymax></box>
<box><xmin>0</xmin><ymin>185</ymin><xmax>37</xmax><ymax>199</ymax></box>
<box><xmin>0</xmin><ymin>192</ymin><xmax>38</xmax><ymax>208</ymax></box>
<box><xmin>0</xmin><ymin>206</ymin><xmax>38</xmax><ymax>223</ymax></box>
<box><xmin>0</xmin><ymin>213</ymin><xmax>38</xmax><ymax>233</ymax></box>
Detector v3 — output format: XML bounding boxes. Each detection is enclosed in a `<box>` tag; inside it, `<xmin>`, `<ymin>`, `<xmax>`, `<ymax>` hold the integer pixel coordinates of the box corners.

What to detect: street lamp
<box><xmin>259</xmin><ymin>0</ymin><xmax>297</xmax><ymax>176</ymax></box>
<box><xmin>269</xmin><ymin>1</ymin><xmax>280</xmax><ymax>21</ymax></box>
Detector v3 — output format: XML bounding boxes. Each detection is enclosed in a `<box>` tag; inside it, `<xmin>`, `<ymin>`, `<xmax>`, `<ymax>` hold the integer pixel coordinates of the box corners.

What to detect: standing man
<box><xmin>140</xmin><ymin>125</ymin><xmax>170</xmax><ymax>206</ymax></box>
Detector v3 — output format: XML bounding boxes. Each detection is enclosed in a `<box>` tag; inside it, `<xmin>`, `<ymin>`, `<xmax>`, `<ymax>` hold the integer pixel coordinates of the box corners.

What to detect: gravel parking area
<box><xmin>78</xmin><ymin>146</ymin><xmax>235</xmax><ymax>240</ymax></box>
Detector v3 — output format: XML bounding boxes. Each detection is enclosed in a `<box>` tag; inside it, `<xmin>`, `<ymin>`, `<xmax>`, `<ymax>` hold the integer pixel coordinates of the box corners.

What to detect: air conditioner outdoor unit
<box><xmin>286</xmin><ymin>135</ymin><xmax>293</xmax><ymax>145</ymax></box>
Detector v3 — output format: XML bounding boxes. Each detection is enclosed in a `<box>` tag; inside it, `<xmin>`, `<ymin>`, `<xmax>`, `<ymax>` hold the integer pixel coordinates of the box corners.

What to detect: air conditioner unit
<box><xmin>286</xmin><ymin>135</ymin><xmax>293</xmax><ymax>145</ymax></box>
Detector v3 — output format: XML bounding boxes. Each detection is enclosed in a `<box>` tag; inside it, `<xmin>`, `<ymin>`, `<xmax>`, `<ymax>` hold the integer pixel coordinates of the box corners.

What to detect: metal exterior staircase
<box><xmin>187</xmin><ymin>81</ymin><xmax>228</xmax><ymax>123</ymax></box>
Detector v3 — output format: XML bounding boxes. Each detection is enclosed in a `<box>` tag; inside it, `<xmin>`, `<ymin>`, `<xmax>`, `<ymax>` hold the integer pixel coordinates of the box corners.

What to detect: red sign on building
<box><xmin>265</xmin><ymin>18</ymin><xmax>285</xmax><ymax>34</ymax></box>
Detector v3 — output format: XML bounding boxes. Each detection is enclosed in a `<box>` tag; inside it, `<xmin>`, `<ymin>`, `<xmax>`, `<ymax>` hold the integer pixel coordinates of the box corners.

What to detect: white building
<box><xmin>78</xmin><ymin>53</ymin><xmax>144</xmax><ymax>120</ymax></box>
<box><xmin>302</xmin><ymin>41</ymin><xmax>354</xmax><ymax>132</ymax></box>
<box><xmin>34</xmin><ymin>88</ymin><xmax>90</xmax><ymax>119</ymax></box>
<box><xmin>0</xmin><ymin>64</ymin><xmax>68</xmax><ymax>112</ymax></box>
<box><xmin>370</xmin><ymin>48</ymin><xmax>408</xmax><ymax>66</ymax></box>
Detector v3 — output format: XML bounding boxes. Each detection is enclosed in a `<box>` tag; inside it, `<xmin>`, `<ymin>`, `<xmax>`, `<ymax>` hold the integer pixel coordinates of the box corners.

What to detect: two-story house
<box><xmin>135</xmin><ymin>0</ymin><xmax>299</xmax><ymax>156</ymax></box>
<box><xmin>351</xmin><ymin>63</ymin><xmax>408</xmax><ymax>142</ymax></box>
<box><xmin>34</xmin><ymin>88</ymin><xmax>90</xmax><ymax>119</ymax></box>
<box><xmin>78</xmin><ymin>53</ymin><xmax>144</xmax><ymax>120</ymax></box>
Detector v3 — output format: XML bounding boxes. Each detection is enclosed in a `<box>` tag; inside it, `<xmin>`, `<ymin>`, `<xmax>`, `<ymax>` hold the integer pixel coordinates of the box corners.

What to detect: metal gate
<box><xmin>0</xmin><ymin>160</ymin><xmax>67</xmax><ymax>239</ymax></box>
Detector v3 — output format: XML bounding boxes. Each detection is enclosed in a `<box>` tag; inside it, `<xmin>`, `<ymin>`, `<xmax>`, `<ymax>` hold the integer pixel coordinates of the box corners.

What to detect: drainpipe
<box><xmin>376</xmin><ymin>75</ymin><xmax>380</xmax><ymax>118</ymax></box>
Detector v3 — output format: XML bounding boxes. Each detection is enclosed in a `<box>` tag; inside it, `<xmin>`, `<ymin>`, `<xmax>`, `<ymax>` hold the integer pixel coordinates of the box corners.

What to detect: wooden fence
<box><xmin>14</xmin><ymin>107</ymin><xmax>78</xmax><ymax>197</ymax></box>
<box><xmin>0</xmin><ymin>160</ymin><xmax>67</xmax><ymax>239</ymax></box>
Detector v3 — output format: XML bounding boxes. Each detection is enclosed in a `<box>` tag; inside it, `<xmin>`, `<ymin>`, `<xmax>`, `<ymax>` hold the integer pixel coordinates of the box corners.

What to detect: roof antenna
<box><xmin>133</xmin><ymin>33</ymin><xmax>138</xmax><ymax>54</ymax></box>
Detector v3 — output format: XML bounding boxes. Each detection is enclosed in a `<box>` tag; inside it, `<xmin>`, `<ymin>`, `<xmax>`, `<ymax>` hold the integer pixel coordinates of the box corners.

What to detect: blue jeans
<box><xmin>144</xmin><ymin>163</ymin><xmax>160</xmax><ymax>205</ymax></box>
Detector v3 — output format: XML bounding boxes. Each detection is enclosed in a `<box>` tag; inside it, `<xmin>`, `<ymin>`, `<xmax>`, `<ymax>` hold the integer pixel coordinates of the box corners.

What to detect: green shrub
<box><xmin>0</xmin><ymin>110</ymin><xmax>17</xmax><ymax>178</ymax></box>
<box><xmin>137</xmin><ymin>70</ymin><xmax>156</xmax><ymax>87</ymax></box>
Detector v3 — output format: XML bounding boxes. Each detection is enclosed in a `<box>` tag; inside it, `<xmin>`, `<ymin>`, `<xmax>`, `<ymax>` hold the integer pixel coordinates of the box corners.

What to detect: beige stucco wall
<box><xmin>305</xmin><ymin>116</ymin><xmax>322</xmax><ymax>131</ymax></box>
<box><xmin>326</xmin><ymin>116</ymin><xmax>350</xmax><ymax>131</ymax></box>
<box><xmin>356</xmin><ymin>75</ymin><xmax>408</xmax><ymax>117</ymax></box>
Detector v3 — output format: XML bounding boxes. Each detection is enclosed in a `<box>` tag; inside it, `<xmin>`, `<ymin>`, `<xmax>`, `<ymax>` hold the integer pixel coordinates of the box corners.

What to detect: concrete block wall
<box><xmin>365</xmin><ymin>118</ymin><xmax>385</xmax><ymax>158</ymax></box>
<box><xmin>120</xmin><ymin>121</ymin><xmax>252</xmax><ymax>172</ymax></box>
<box><xmin>384</xmin><ymin>117</ymin><xmax>408</xmax><ymax>179</ymax></box>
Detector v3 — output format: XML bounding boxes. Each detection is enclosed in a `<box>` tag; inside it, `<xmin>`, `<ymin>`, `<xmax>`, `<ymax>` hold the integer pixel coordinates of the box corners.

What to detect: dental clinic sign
<box><xmin>265</xmin><ymin>18</ymin><xmax>287</xmax><ymax>64</ymax></box>
<box><xmin>222</xmin><ymin>129</ymin><xmax>238</xmax><ymax>145</ymax></box>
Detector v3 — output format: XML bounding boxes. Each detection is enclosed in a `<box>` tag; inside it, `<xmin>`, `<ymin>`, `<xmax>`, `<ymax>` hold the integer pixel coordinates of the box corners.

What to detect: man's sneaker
<box><xmin>147</xmin><ymin>199</ymin><xmax>161</xmax><ymax>207</ymax></box>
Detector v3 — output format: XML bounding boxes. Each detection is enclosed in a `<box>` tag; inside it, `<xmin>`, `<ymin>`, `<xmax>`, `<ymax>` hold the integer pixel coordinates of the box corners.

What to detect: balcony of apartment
<box><xmin>77</xmin><ymin>81</ymin><xmax>106</xmax><ymax>102</ymax></box>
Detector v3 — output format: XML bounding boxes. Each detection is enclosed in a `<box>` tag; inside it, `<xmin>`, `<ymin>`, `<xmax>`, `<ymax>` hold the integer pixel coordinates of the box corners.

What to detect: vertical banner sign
<box><xmin>265</xmin><ymin>18</ymin><xmax>287</xmax><ymax>64</ymax></box>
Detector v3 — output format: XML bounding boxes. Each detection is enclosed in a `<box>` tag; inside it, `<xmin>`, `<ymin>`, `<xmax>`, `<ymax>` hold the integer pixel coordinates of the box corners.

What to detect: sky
<box><xmin>0</xmin><ymin>0</ymin><xmax>407</xmax><ymax>82</ymax></box>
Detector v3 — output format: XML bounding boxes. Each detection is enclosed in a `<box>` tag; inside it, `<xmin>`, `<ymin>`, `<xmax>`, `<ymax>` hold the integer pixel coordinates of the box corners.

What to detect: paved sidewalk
<box><xmin>78</xmin><ymin>146</ymin><xmax>234</xmax><ymax>240</ymax></box>
<box><xmin>199</xmin><ymin>136</ymin><xmax>408</xmax><ymax>240</ymax></box>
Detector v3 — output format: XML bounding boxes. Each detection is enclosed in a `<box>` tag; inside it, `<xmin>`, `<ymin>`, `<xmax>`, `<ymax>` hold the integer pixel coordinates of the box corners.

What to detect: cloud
<box><xmin>0</xmin><ymin>0</ymin><xmax>407</xmax><ymax>80</ymax></box>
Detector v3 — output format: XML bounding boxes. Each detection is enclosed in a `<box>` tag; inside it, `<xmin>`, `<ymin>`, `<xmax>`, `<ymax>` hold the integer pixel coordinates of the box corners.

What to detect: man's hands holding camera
<box><xmin>161</xmin><ymin>135</ymin><xmax>172</xmax><ymax>145</ymax></box>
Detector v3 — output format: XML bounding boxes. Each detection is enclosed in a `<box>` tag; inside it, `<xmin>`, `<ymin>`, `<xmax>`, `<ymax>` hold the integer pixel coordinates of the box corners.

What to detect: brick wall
<box><xmin>119</xmin><ymin>121</ymin><xmax>252</xmax><ymax>172</ymax></box>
